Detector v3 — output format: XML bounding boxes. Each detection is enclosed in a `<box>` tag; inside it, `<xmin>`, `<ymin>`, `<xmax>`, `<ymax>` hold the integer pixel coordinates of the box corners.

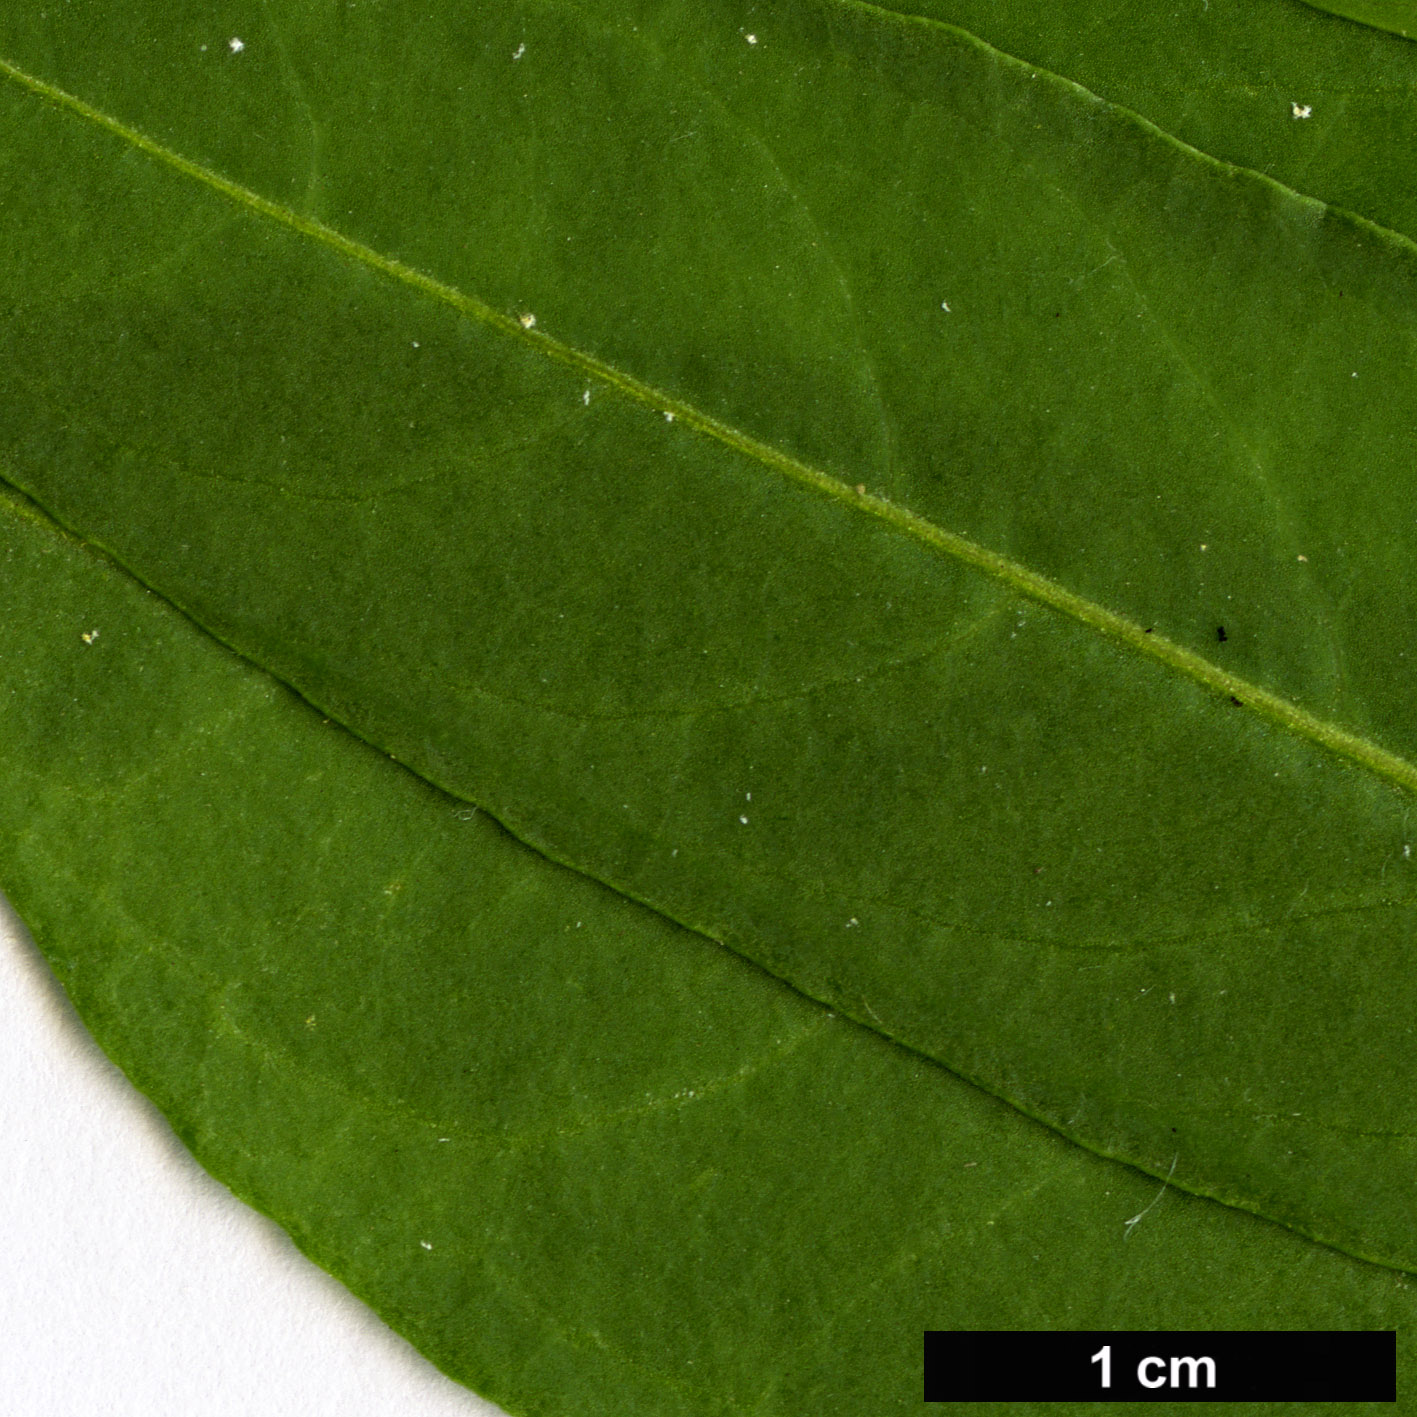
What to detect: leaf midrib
<box><xmin>4</xmin><ymin>48</ymin><xmax>1416</xmax><ymax>800</ymax></box>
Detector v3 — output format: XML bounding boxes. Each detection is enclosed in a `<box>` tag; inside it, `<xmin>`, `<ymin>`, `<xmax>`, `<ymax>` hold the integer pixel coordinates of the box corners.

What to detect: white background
<box><xmin>0</xmin><ymin>895</ymin><xmax>507</xmax><ymax>1417</ymax></box>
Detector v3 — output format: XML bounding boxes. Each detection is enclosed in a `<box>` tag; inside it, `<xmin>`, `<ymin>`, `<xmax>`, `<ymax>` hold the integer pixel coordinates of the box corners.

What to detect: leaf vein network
<box><xmin>3</xmin><ymin>52</ymin><xmax>1417</xmax><ymax>802</ymax></box>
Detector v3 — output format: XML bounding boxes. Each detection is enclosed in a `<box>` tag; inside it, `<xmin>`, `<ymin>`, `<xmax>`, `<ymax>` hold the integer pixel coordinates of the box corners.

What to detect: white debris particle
<box><xmin>1123</xmin><ymin>1155</ymin><xmax>1178</xmax><ymax>1239</ymax></box>
<box><xmin>739</xmin><ymin>815</ymin><xmax>749</xmax><ymax>825</ymax></box>
<box><xmin>582</xmin><ymin>389</ymin><xmax>591</xmax><ymax>405</ymax></box>
<box><xmin>519</xmin><ymin>312</ymin><xmax>536</xmax><ymax>329</ymax></box>
<box><xmin>1291</xmin><ymin>103</ymin><xmax>1311</xmax><ymax>119</ymax></box>
<box><xmin>941</xmin><ymin>300</ymin><xmax>951</xmax><ymax>312</ymax></box>
<box><xmin>420</xmin><ymin>1241</ymin><xmax>433</xmax><ymax>1251</ymax></box>
<box><xmin>664</xmin><ymin>410</ymin><xmax>675</xmax><ymax>421</ymax></box>
<box><xmin>81</xmin><ymin>629</ymin><xmax>99</xmax><ymax>644</ymax></box>
<box><xmin>746</xmin><ymin>33</ymin><xmax>758</xmax><ymax>44</ymax></box>
<box><xmin>1406</xmin><ymin>844</ymin><xmax>1412</xmax><ymax>859</ymax></box>
<box><xmin>1297</xmin><ymin>553</ymin><xmax>1308</xmax><ymax>562</ymax></box>
<box><xmin>228</xmin><ymin>36</ymin><xmax>245</xmax><ymax>53</ymax></box>
<box><xmin>512</xmin><ymin>42</ymin><xmax>526</xmax><ymax>59</ymax></box>
<box><xmin>1169</xmin><ymin>992</ymin><xmax>1176</xmax><ymax>1004</ymax></box>
<box><xmin>437</xmin><ymin>1138</ymin><xmax>449</xmax><ymax>1143</ymax></box>
<box><xmin>745</xmin><ymin>792</ymin><xmax>752</xmax><ymax>801</ymax></box>
<box><xmin>1199</xmin><ymin>543</ymin><xmax>1208</xmax><ymax>551</ymax></box>
<box><xmin>846</xmin><ymin>917</ymin><xmax>859</xmax><ymax>928</ymax></box>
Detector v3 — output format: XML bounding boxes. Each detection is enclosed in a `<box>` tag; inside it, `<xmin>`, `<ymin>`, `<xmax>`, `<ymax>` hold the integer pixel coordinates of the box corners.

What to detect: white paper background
<box><xmin>0</xmin><ymin>895</ymin><xmax>507</xmax><ymax>1416</ymax></box>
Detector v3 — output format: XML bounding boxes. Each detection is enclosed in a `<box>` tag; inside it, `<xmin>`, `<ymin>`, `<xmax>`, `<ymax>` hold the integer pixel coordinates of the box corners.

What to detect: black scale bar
<box><xmin>924</xmin><ymin>1331</ymin><xmax>1396</xmax><ymax>1402</ymax></box>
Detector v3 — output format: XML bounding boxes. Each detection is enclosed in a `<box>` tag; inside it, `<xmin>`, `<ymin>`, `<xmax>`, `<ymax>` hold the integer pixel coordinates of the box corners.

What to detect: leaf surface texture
<box><xmin>1</xmin><ymin>1</ymin><xmax>1415</xmax><ymax>1408</ymax></box>
<box><xmin>3</xmin><ymin>487</ymin><xmax>1413</xmax><ymax>1412</ymax></box>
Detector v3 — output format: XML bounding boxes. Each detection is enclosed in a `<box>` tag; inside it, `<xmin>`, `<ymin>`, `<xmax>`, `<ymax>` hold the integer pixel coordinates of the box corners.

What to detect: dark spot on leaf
<box><xmin>1230</xmin><ymin>695</ymin><xmax>1243</xmax><ymax>707</ymax></box>
<box><xmin>1144</xmin><ymin>627</ymin><xmax>1154</xmax><ymax>634</ymax></box>
<box><xmin>1217</xmin><ymin>625</ymin><xmax>1228</xmax><ymax>642</ymax></box>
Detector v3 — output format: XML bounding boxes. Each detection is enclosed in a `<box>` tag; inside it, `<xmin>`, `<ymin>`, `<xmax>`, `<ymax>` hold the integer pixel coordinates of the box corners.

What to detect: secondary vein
<box><xmin>4</xmin><ymin>54</ymin><xmax>1417</xmax><ymax>798</ymax></box>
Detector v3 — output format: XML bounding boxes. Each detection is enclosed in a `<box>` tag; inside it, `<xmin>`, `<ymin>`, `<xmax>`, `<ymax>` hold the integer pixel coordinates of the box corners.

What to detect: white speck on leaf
<box><xmin>420</xmin><ymin>1241</ymin><xmax>433</xmax><ymax>1251</ymax></box>
<box><xmin>582</xmin><ymin>389</ymin><xmax>591</xmax><ymax>405</ymax></box>
<box><xmin>519</xmin><ymin>312</ymin><xmax>536</xmax><ymax>329</ymax></box>
<box><xmin>1123</xmin><ymin>1155</ymin><xmax>1178</xmax><ymax>1238</ymax></box>
<box><xmin>746</xmin><ymin>33</ymin><xmax>758</xmax><ymax>45</ymax></box>
<box><xmin>512</xmin><ymin>42</ymin><xmax>525</xmax><ymax>59</ymax></box>
<box><xmin>1291</xmin><ymin>103</ymin><xmax>1311</xmax><ymax>119</ymax></box>
<box><xmin>739</xmin><ymin>815</ymin><xmax>749</xmax><ymax>825</ymax></box>
<box><xmin>941</xmin><ymin>300</ymin><xmax>951</xmax><ymax>312</ymax></box>
<box><xmin>846</xmin><ymin>917</ymin><xmax>858</xmax><ymax>928</ymax></box>
<box><xmin>228</xmin><ymin>36</ymin><xmax>244</xmax><ymax>53</ymax></box>
<box><xmin>81</xmin><ymin>629</ymin><xmax>99</xmax><ymax>644</ymax></box>
<box><xmin>664</xmin><ymin>410</ymin><xmax>675</xmax><ymax>421</ymax></box>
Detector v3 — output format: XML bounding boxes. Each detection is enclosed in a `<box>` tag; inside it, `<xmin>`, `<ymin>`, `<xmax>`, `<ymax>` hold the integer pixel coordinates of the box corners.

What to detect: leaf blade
<box><xmin>1</xmin><ymin>483</ymin><xmax>1411</xmax><ymax>1415</ymax></box>
<box><xmin>1294</xmin><ymin>0</ymin><xmax>1417</xmax><ymax>40</ymax></box>
<box><xmin>3</xmin><ymin>0</ymin><xmax>1417</xmax><ymax>1302</ymax></box>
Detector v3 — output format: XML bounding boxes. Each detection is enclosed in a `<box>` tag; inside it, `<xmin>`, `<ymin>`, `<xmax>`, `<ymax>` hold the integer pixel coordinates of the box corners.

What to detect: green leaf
<box><xmin>1</xmin><ymin>0</ymin><xmax>1415</xmax><ymax>1410</ymax></box>
<box><xmin>1295</xmin><ymin>0</ymin><xmax>1417</xmax><ymax>41</ymax></box>
<box><xmin>874</xmin><ymin>0</ymin><xmax>1417</xmax><ymax>239</ymax></box>
<box><xmin>3</xmin><ymin>487</ymin><xmax>1412</xmax><ymax>1415</ymax></box>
